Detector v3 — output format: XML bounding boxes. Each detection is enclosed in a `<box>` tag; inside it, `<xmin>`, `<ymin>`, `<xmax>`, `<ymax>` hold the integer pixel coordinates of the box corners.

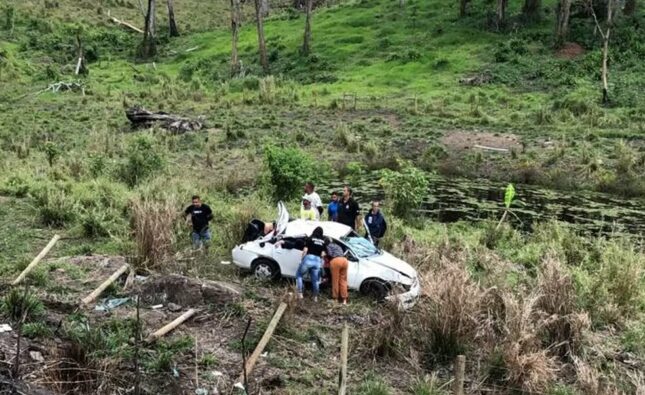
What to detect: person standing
<box><xmin>337</xmin><ymin>186</ymin><xmax>360</xmax><ymax>230</ymax></box>
<box><xmin>300</xmin><ymin>197</ymin><xmax>317</xmax><ymax>221</ymax></box>
<box><xmin>184</xmin><ymin>195</ymin><xmax>213</xmax><ymax>250</ymax></box>
<box><xmin>297</xmin><ymin>227</ymin><xmax>327</xmax><ymax>302</ymax></box>
<box><xmin>327</xmin><ymin>191</ymin><xmax>340</xmax><ymax>221</ymax></box>
<box><xmin>365</xmin><ymin>201</ymin><xmax>387</xmax><ymax>247</ymax></box>
<box><xmin>326</xmin><ymin>240</ymin><xmax>348</xmax><ymax>304</ymax></box>
<box><xmin>302</xmin><ymin>181</ymin><xmax>323</xmax><ymax>219</ymax></box>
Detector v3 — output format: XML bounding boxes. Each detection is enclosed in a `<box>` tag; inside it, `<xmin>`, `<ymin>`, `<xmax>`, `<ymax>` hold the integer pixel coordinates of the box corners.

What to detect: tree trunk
<box><xmin>141</xmin><ymin>0</ymin><xmax>156</xmax><ymax>58</ymax></box>
<box><xmin>459</xmin><ymin>0</ymin><xmax>469</xmax><ymax>16</ymax></box>
<box><xmin>554</xmin><ymin>0</ymin><xmax>572</xmax><ymax>48</ymax></box>
<box><xmin>601</xmin><ymin>0</ymin><xmax>613</xmax><ymax>104</ymax></box>
<box><xmin>522</xmin><ymin>0</ymin><xmax>542</xmax><ymax>21</ymax></box>
<box><xmin>496</xmin><ymin>0</ymin><xmax>508</xmax><ymax>30</ymax></box>
<box><xmin>230</xmin><ymin>0</ymin><xmax>241</xmax><ymax>76</ymax></box>
<box><xmin>302</xmin><ymin>0</ymin><xmax>313</xmax><ymax>55</ymax></box>
<box><xmin>166</xmin><ymin>0</ymin><xmax>179</xmax><ymax>37</ymax></box>
<box><xmin>261</xmin><ymin>0</ymin><xmax>270</xmax><ymax>17</ymax></box>
<box><xmin>254</xmin><ymin>0</ymin><xmax>269</xmax><ymax>74</ymax></box>
<box><xmin>623</xmin><ymin>0</ymin><xmax>636</xmax><ymax>15</ymax></box>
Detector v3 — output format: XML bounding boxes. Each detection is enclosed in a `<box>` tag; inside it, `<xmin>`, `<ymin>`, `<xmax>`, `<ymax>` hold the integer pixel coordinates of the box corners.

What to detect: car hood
<box><xmin>366</xmin><ymin>252</ymin><xmax>417</xmax><ymax>279</ymax></box>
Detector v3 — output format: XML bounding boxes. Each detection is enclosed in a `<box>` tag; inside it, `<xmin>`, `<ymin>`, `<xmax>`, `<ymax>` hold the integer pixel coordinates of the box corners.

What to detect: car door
<box><xmin>272</xmin><ymin>237</ymin><xmax>305</xmax><ymax>278</ymax></box>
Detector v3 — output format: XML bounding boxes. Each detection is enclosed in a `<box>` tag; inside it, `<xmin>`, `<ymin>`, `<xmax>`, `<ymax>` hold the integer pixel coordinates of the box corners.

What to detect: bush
<box><xmin>263</xmin><ymin>145</ymin><xmax>319</xmax><ymax>202</ymax></box>
<box><xmin>380</xmin><ymin>162</ymin><xmax>428</xmax><ymax>217</ymax></box>
<box><xmin>118</xmin><ymin>135</ymin><xmax>165</xmax><ymax>187</ymax></box>
<box><xmin>1</xmin><ymin>288</ymin><xmax>45</xmax><ymax>322</ymax></box>
<box><xmin>33</xmin><ymin>187</ymin><xmax>78</xmax><ymax>227</ymax></box>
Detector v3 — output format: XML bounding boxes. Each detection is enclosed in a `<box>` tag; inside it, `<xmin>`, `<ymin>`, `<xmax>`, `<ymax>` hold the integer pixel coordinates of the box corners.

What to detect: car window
<box><xmin>340</xmin><ymin>235</ymin><xmax>380</xmax><ymax>258</ymax></box>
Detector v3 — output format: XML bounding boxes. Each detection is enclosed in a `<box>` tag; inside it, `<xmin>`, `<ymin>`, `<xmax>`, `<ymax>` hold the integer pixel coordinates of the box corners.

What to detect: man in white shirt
<box><xmin>302</xmin><ymin>181</ymin><xmax>323</xmax><ymax>219</ymax></box>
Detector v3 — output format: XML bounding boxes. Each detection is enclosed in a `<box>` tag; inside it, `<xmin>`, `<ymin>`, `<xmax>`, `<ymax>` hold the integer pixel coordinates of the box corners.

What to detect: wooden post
<box><xmin>338</xmin><ymin>324</ymin><xmax>349</xmax><ymax>395</ymax></box>
<box><xmin>145</xmin><ymin>309</ymin><xmax>196</xmax><ymax>343</ymax></box>
<box><xmin>236</xmin><ymin>302</ymin><xmax>287</xmax><ymax>384</ymax></box>
<box><xmin>452</xmin><ymin>355</ymin><xmax>465</xmax><ymax>395</ymax></box>
<box><xmin>81</xmin><ymin>264</ymin><xmax>130</xmax><ymax>305</ymax></box>
<box><xmin>12</xmin><ymin>235</ymin><xmax>61</xmax><ymax>285</ymax></box>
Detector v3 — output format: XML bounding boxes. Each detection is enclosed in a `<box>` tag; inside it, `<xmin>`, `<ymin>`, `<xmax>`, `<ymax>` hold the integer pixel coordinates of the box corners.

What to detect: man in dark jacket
<box><xmin>364</xmin><ymin>201</ymin><xmax>387</xmax><ymax>247</ymax></box>
<box><xmin>337</xmin><ymin>186</ymin><xmax>360</xmax><ymax>230</ymax></box>
<box><xmin>184</xmin><ymin>195</ymin><xmax>213</xmax><ymax>250</ymax></box>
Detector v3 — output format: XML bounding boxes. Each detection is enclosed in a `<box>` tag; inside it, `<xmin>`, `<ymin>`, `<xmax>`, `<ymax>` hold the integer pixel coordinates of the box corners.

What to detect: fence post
<box><xmin>452</xmin><ymin>354</ymin><xmax>465</xmax><ymax>395</ymax></box>
<box><xmin>338</xmin><ymin>324</ymin><xmax>349</xmax><ymax>395</ymax></box>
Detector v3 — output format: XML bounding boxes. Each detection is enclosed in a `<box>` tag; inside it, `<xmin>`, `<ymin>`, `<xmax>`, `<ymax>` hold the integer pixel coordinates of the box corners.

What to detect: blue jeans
<box><xmin>296</xmin><ymin>255</ymin><xmax>322</xmax><ymax>296</ymax></box>
<box><xmin>191</xmin><ymin>228</ymin><xmax>211</xmax><ymax>249</ymax></box>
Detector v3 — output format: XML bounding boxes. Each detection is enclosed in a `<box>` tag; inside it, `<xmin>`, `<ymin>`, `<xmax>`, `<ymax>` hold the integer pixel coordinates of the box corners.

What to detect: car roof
<box><xmin>283</xmin><ymin>219</ymin><xmax>352</xmax><ymax>239</ymax></box>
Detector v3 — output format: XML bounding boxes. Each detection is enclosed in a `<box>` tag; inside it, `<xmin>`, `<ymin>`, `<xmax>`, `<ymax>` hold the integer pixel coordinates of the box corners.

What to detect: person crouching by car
<box><xmin>326</xmin><ymin>239</ymin><xmax>349</xmax><ymax>305</ymax></box>
<box><xmin>184</xmin><ymin>195</ymin><xmax>213</xmax><ymax>251</ymax></box>
<box><xmin>297</xmin><ymin>227</ymin><xmax>327</xmax><ymax>302</ymax></box>
<box><xmin>365</xmin><ymin>201</ymin><xmax>387</xmax><ymax>247</ymax></box>
<box><xmin>300</xmin><ymin>197</ymin><xmax>318</xmax><ymax>221</ymax></box>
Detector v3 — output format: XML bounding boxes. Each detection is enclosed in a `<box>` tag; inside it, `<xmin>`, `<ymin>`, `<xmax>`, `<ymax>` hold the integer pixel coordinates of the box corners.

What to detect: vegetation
<box><xmin>0</xmin><ymin>0</ymin><xmax>643</xmax><ymax>393</ymax></box>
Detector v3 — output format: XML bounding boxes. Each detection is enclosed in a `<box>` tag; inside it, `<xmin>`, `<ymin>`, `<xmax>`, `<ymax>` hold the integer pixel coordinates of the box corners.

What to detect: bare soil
<box><xmin>440</xmin><ymin>130</ymin><xmax>523</xmax><ymax>152</ymax></box>
<box><xmin>555</xmin><ymin>42</ymin><xmax>585</xmax><ymax>59</ymax></box>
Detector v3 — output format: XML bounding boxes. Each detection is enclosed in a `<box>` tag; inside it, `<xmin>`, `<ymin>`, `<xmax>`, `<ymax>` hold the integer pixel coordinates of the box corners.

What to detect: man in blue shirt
<box><xmin>364</xmin><ymin>201</ymin><xmax>387</xmax><ymax>247</ymax></box>
<box><xmin>327</xmin><ymin>191</ymin><xmax>340</xmax><ymax>221</ymax></box>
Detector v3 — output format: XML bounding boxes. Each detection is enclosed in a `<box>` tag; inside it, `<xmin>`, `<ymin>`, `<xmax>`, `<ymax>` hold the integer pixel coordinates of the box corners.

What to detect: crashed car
<box><xmin>231</xmin><ymin>203</ymin><xmax>420</xmax><ymax>309</ymax></box>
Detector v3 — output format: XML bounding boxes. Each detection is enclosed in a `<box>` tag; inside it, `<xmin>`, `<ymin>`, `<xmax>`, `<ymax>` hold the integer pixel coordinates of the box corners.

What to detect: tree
<box><xmin>230</xmin><ymin>0</ymin><xmax>242</xmax><ymax>76</ymax></box>
<box><xmin>253</xmin><ymin>0</ymin><xmax>269</xmax><ymax>74</ymax></box>
<box><xmin>141</xmin><ymin>0</ymin><xmax>156</xmax><ymax>58</ymax></box>
<box><xmin>496</xmin><ymin>0</ymin><xmax>508</xmax><ymax>30</ymax></box>
<box><xmin>459</xmin><ymin>0</ymin><xmax>470</xmax><ymax>17</ymax></box>
<box><xmin>590</xmin><ymin>0</ymin><xmax>618</xmax><ymax>104</ymax></box>
<box><xmin>264</xmin><ymin>145</ymin><xmax>319</xmax><ymax>202</ymax></box>
<box><xmin>623</xmin><ymin>0</ymin><xmax>636</xmax><ymax>16</ymax></box>
<box><xmin>379</xmin><ymin>162</ymin><xmax>428</xmax><ymax>218</ymax></box>
<box><xmin>302</xmin><ymin>0</ymin><xmax>313</xmax><ymax>55</ymax></box>
<box><xmin>522</xmin><ymin>0</ymin><xmax>542</xmax><ymax>21</ymax></box>
<box><xmin>554</xmin><ymin>0</ymin><xmax>572</xmax><ymax>47</ymax></box>
<box><xmin>166</xmin><ymin>0</ymin><xmax>179</xmax><ymax>37</ymax></box>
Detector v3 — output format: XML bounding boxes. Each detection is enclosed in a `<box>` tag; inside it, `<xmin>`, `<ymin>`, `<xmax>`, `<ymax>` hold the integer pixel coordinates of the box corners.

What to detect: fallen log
<box><xmin>125</xmin><ymin>106</ymin><xmax>204</xmax><ymax>134</ymax></box>
<box><xmin>145</xmin><ymin>309</ymin><xmax>196</xmax><ymax>343</ymax></box>
<box><xmin>236</xmin><ymin>302</ymin><xmax>288</xmax><ymax>385</ymax></box>
<box><xmin>12</xmin><ymin>235</ymin><xmax>61</xmax><ymax>285</ymax></box>
<box><xmin>107</xmin><ymin>10</ymin><xmax>144</xmax><ymax>34</ymax></box>
<box><xmin>81</xmin><ymin>264</ymin><xmax>130</xmax><ymax>305</ymax></box>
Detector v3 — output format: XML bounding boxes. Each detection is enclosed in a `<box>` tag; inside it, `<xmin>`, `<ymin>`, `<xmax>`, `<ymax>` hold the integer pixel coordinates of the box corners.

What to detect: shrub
<box><xmin>118</xmin><ymin>135</ymin><xmax>165</xmax><ymax>187</ymax></box>
<box><xmin>263</xmin><ymin>145</ymin><xmax>319</xmax><ymax>202</ymax></box>
<box><xmin>42</xmin><ymin>141</ymin><xmax>61</xmax><ymax>167</ymax></box>
<box><xmin>1</xmin><ymin>288</ymin><xmax>45</xmax><ymax>322</ymax></box>
<box><xmin>380</xmin><ymin>162</ymin><xmax>428</xmax><ymax>217</ymax></box>
<box><xmin>130</xmin><ymin>198</ymin><xmax>177</xmax><ymax>269</ymax></box>
<box><xmin>22</xmin><ymin>322</ymin><xmax>53</xmax><ymax>339</ymax></box>
<box><xmin>258</xmin><ymin>75</ymin><xmax>276</xmax><ymax>104</ymax></box>
<box><xmin>33</xmin><ymin>187</ymin><xmax>78</xmax><ymax>227</ymax></box>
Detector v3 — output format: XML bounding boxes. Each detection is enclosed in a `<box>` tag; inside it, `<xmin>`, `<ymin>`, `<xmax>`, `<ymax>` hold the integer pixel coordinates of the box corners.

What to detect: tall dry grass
<box><xmin>130</xmin><ymin>197</ymin><xmax>178</xmax><ymax>269</ymax></box>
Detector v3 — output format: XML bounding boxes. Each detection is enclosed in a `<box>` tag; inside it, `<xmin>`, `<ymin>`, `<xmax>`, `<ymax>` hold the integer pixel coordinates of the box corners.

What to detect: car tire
<box><xmin>251</xmin><ymin>258</ymin><xmax>280</xmax><ymax>281</ymax></box>
<box><xmin>360</xmin><ymin>279</ymin><xmax>389</xmax><ymax>302</ymax></box>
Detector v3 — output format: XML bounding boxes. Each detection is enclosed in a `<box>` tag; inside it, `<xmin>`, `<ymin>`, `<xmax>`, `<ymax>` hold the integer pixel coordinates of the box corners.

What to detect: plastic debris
<box><xmin>94</xmin><ymin>297</ymin><xmax>130</xmax><ymax>312</ymax></box>
<box><xmin>167</xmin><ymin>303</ymin><xmax>182</xmax><ymax>312</ymax></box>
<box><xmin>29</xmin><ymin>351</ymin><xmax>44</xmax><ymax>362</ymax></box>
<box><xmin>0</xmin><ymin>324</ymin><xmax>12</xmax><ymax>333</ymax></box>
<box><xmin>261</xmin><ymin>352</ymin><xmax>268</xmax><ymax>357</ymax></box>
<box><xmin>151</xmin><ymin>304</ymin><xmax>164</xmax><ymax>309</ymax></box>
<box><xmin>195</xmin><ymin>389</ymin><xmax>209</xmax><ymax>395</ymax></box>
<box><xmin>172</xmin><ymin>366</ymin><xmax>180</xmax><ymax>378</ymax></box>
<box><xmin>212</xmin><ymin>371</ymin><xmax>224</xmax><ymax>377</ymax></box>
<box><xmin>220</xmin><ymin>260</ymin><xmax>231</xmax><ymax>265</ymax></box>
<box><xmin>135</xmin><ymin>275</ymin><xmax>148</xmax><ymax>282</ymax></box>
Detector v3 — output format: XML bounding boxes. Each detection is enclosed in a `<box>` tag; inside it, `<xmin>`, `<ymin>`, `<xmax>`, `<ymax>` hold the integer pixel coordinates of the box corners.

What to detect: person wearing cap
<box><xmin>300</xmin><ymin>197</ymin><xmax>318</xmax><ymax>221</ymax></box>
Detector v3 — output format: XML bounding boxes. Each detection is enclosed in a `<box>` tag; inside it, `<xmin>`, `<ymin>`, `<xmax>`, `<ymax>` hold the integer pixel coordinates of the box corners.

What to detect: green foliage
<box><xmin>380</xmin><ymin>162</ymin><xmax>428</xmax><ymax>218</ymax></box>
<box><xmin>22</xmin><ymin>322</ymin><xmax>53</xmax><ymax>339</ymax></box>
<box><xmin>263</xmin><ymin>145</ymin><xmax>319</xmax><ymax>202</ymax></box>
<box><xmin>0</xmin><ymin>288</ymin><xmax>45</xmax><ymax>322</ymax></box>
<box><xmin>504</xmin><ymin>183</ymin><xmax>515</xmax><ymax>209</ymax></box>
<box><xmin>33</xmin><ymin>187</ymin><xmax>78</xmax><ymax>227</ymax></box>
<box><xmin>118</xmin><ymin>135</ymin><xmax>166</xmax><ymax>187</ymax></box>
<box><xmin>42</xmin><ymin>141</ymin><xmax>61</xmax><ymax>167</ymax></box>
<box><xmin>356</xmin><ymin>373</ymin><xmax>392</xmax><ymax>395</ymax></box>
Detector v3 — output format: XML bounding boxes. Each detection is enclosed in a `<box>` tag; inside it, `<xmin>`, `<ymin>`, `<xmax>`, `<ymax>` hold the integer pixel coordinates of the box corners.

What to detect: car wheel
<box><xmin>360</xmin><ymin>279</ymin><xmax>389</xmax><ymax>302</ymax></box>
<box><xmin>251</xmin><ymin>258</ymin><xmax>280</xmax><ymax>281</ymax></box>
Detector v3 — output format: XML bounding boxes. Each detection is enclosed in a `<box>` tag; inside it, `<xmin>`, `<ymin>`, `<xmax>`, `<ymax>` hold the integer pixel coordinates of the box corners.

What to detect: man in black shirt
<box><xmin>184</xmin><ymin>195</ymin><xmax>213</xmax><ymax>250</ymax></box>
<box><xmin>337</xmin><ymin>186</ymin><xmax>360</xmax><ymax>230</ymax></box>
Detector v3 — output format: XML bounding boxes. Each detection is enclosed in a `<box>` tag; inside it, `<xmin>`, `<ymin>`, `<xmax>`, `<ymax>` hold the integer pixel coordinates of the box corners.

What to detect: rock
<box><xmin>167</xmin><ymin>303</ymin><xmax>182</xmax><ymax>312</ymax></box>
<box><xmin>29</xmin><ymin>351</ymin><xmax>44</xmax><ymax>363</ymax></box>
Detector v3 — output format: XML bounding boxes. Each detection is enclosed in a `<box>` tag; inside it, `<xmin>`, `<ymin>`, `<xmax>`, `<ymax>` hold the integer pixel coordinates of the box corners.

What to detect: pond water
<box><xmin>318</xmin><ymin>174</ymin><xmax>645</xmax><ymax>238</ymax></box>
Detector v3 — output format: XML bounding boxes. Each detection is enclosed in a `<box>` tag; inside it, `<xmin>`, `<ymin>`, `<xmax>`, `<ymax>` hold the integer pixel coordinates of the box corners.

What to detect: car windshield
<box><xmin>340</xmin><ymin>234</ymin><xmax>380</xmax><ymax>258</ymax></box>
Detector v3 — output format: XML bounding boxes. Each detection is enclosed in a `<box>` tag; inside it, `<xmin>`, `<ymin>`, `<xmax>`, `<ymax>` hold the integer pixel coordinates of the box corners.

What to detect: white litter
<box><xmin>220</xmin><ymin>260</ymin><xmax>231</xmax><ymax>265</ymax></box>
<box><xmin>151</xmin><ymin>304</ymin><xmax>164</xmax><ymax>309</ymax></box>
<box><xmin>29</xmin><ymin>351</ymin><xmax>44</xmax><ymax>363</ymax></box>
<box><xmin>233</xmin><ymin>382</ymin><xmax>245</xmax><ymax>390</ymax></box>
<box><xmin>261</xmin><ymin>352</ymin><xmax>268</xmax><ymax>357</ymax></box>
<box><xmin>0</xmin><ymin>324</ymin><xmax>12</xmax><ymax>333</ymax></box>
<box><xmin>212</xmin><ymin>371</ymin><xmax>224</xmax><ymax>377</ymax></box>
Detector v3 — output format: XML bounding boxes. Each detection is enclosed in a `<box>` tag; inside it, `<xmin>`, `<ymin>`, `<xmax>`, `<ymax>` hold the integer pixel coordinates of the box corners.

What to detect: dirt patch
<box><xmin>440</xmin><ymin>130</ymin><xmax>523</xmax><ymax>152</ymax></box>
<box><xmin>139</xmin><ymin>274</ymin><xmax>241</xmax><ymax>307</ymax></box>
<box><xmin>555</xmin><ymin>42</ymin><xmax>585</xmax><ymax>59</ymax></box>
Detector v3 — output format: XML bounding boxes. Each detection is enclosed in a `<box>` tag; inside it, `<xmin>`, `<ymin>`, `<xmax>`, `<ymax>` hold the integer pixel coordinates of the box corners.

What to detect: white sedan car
<box><xmin>231</xmin><ymin>203</ymin><xmax>420</xmax><ymax>309</ymax></box>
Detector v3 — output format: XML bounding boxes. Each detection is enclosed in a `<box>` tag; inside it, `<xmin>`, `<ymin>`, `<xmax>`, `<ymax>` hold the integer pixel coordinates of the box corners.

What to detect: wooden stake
<box><xmin>145</xmin><ymin>309</ymin><xmax>196</xmax><ymax>343</ymax></box>
<box><xmin>452</xmin><ymin>355</ymin><xmax>465</xmax><ymax>395</ymax></box>
<box><xmin>236</xmin><ymin>302</ymin><xmax>287</xmax><ymax>384</ymax></box>
<box><xmin>338</xmin><ymin>324</ymin><xmax>349</xmax><ymax>395</ymax></box>
<box><xmin>81</xmin><ymin>263</ymin><xmax>130</xmax><ymax>305</ymax></box>
<box><xmin>12</xmin><ymin>234</ymin><xmax>60</xmax><ymax>285</ymax></box>
<box><xmin>107</xmin><ymin>10</ymin><xmax>144</xmax><ymax>34</ymax></box>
